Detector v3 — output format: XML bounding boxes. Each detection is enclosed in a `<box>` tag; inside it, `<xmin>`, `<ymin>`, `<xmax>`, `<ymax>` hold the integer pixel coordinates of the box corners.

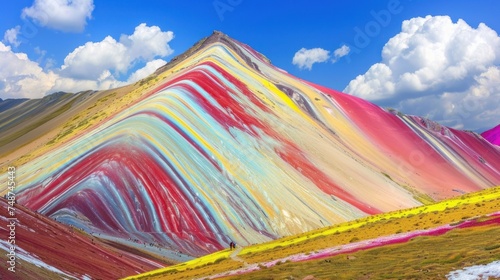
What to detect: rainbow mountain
<box><xmin>1</xmin><ymin>31</ymin><xmax>499</xmax><ymax>273</ymax></box>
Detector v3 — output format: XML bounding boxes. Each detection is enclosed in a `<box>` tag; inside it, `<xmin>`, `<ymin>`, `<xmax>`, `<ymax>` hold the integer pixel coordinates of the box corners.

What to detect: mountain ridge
<box><xmin>482</xmin><ymin>124</ymin><xmax>500</xmax><ymax>146</ymax></box>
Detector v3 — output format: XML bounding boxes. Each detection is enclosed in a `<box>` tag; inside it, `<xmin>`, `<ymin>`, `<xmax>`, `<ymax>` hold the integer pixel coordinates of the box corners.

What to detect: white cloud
<box><xmin>3</xmin><ymin>26</ymin><xmax>21</xmax><ymax>47</ymax></box>
<box><xmin>60</xmin><ymin>23</ymin><xmax>173</xmax><ymax>80</ymax></box>
<box><xmin>60</xmin><ymin>36</ymin><xmax>127</xmax><ymax>80</ymax></box>
<box><xmin>0</xmin><ymin>42</ymin><xmax>57</xmax><ymax>99</ymax></box>
<box><xmin>49</xmin><ymin>76</ymin><xmax>99</xmax><ymax>94</ymax></box>
<box><xmin>0</xmin><ymin>43</ymin><xmax>10</xmax><ymax>52</ymax></box>
<box><xmin>332</xmin><ymin>45</ymin><xmax>350</xmax><ymax>62</ymax></box>
<box><xmin>34</xmin><ymin>47</ymin><xmax>46</xmax><ymax>57</ymax></box>
<box><xmin>121</xmin><ymin>24</ymin><xmax>174</xmax><ymax>61</ymax></box>
<box><xmin>0</xmin><ymin>24</ymin><xmax>174</xmax><ymax>100</ymax></box>
<box><xmin>292</xmin><ymin>47</ymin><xmax>330</xmax><ymax>70</ymax></box>
<box><xmin>344</xmin><ymin>15</ymin><xmax>500</xmax><ymax>131</ymax></box>
<box><xmin>128</xmin><ymin>59</ymin><xmax>166</xmax><ymax>83</ymax></box>
<box><xmin>50</xmin><ymin>69</ymin><xmax>125</xmax><ymax>94</ymax></box>
<box><xmin>22</xmin><ymin>0</ymin><xmax>94</xmax><ymax>33</ymax></box>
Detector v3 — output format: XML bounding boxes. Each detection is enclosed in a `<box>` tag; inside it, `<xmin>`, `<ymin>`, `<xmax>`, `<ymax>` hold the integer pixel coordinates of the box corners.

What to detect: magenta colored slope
<box><xmin>428</xmin><ymin>124</ymin><xmax>500</xmax><ymax>184</ymax></box>
<box><xmin>481</xmin><ymin>124</ymin><xmax>500</xmax><ymax>146</ymax></box>
<box><xmin>308</xmin><ymin>83</ymin><xmax>488</xmax><ymax>198</ymax></box>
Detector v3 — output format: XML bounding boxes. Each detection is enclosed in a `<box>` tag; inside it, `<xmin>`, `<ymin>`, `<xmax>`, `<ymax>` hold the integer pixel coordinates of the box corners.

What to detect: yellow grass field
<box><xmin>126</xmin><ymin>186</ymin><xmax>500</xmax><ymax>279</ymax></box>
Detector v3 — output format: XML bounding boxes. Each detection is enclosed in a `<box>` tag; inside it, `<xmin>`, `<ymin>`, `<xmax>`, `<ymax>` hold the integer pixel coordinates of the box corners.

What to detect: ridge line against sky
<box><xmin>1</xmin><ymin>0</ymin><xmax>499</xmax><ymax>132</ymax></box>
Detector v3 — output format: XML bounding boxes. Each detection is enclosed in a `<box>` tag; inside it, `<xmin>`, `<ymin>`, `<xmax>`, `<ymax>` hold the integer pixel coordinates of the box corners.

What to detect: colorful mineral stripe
<box><xmin>11</xmin><ymin>33</ymin><xmax>500</xmax><ymax>257</ymax></box>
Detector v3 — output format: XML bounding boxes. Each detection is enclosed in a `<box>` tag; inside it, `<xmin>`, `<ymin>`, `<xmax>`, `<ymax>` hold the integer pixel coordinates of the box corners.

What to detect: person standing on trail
<box><xmin>229</xmin><ymin>241</ymin><xmax>234</xmax><ymax>250</ymax></box>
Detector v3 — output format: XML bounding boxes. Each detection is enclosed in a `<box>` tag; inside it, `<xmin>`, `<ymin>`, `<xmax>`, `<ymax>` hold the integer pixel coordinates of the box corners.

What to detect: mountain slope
<box><xmin>0</xmin><ymin>92</ymin><xmax>77</xmax><ymax>156</ymax></box>
<box><xmin>0</xmin><ymin>98</ymin><xmax>29</xmax><ymax>113</ymax></box>
<box><xmin>128</xmin><ymin>186</ymin><xmax>500</xmax><ymax>279</ymax></box>
<box><xmin>482</xmin><ymin>124</ymin><xmax>500</xmax><ymax>146</ymax></box>
<box><xmin>0</xmin><ymin>197</ymin><xmax>170</xmax><ymax>279</ymax></box>
<box><xmin>2</xmin><ymin>31</ymin><xmax>499</xmax><ymax>262</ymax></box>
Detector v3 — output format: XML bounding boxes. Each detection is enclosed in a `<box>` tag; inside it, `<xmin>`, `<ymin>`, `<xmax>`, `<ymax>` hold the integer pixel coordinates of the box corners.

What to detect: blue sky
<box><xmin>1</xmin><ymin>0</ymin><xmax>499</xmax><ymax>131</ymax></box>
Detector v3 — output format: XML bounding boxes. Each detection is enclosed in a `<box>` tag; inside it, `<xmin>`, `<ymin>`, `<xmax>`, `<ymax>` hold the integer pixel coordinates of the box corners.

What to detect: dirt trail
<box><xmin>229</xmin><ymin>247</ymin><xmax>248</xmax><ymax>266</ymax></box>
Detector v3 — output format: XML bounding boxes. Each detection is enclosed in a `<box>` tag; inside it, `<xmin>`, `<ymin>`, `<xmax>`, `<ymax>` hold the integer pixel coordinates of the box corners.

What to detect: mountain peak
<box><xmin>153</xmin><ymin>30</ymin><xmax>230</xmax><ymax>76</ymax></box>
<box><xmin>154</xmin><ymin>30</ymin><xmax>270</xmax><ymax>76</ymax></box>
<box><xmin>211</xmin><ymin>29</ymin><xmax>228</xmax><ymax>38</ymax></box>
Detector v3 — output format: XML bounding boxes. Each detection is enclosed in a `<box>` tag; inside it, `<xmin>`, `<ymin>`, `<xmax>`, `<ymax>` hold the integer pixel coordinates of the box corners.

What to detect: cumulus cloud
<box><xmin>3</xmin><ymin>26</ymin><xmax>21</xmax><ymax>47</ymax></box>
<box><xmin>22</xmin><ymin>0</ymin><xmax>94</xmax><ymax>32</ymax></box>
<box><xmin>0</xmin><ymin>24</ymin><xmax>174</xmax><ymax>100</ymax></box>
<box><xmin>344</xmin><ymin>15</ymin><xmax>500</xmax><ymax>131</ymax></box>
<box><xmin>128</xmin><ymin>59</ymin><xmax>166</xmax><ymax>83</ymax></box>
<box><xmin>60</xmin><ymin>36</ymin><xmax>127</xmax><ymax>80</ymax></box>
<box><xmin>121</xmin><ymin>24</ymin><xmax>174</xmax><ymax>61</ymax></box>
<box><xmin>0</xmin><ymin>42</ymin><xmax>57</xmax><ymax>99</ymax></box>
<box><xmin>332</xmin><ymin>45</ymin><xmax>350</xmax><ymax>62</ymax></box>
<box><xmin>60</xmin><ymin>23</ymin><xmax>173</xmax><ymax>80</ymax></box>
<box><xmin>292</xmin><ymin>48</ymin><xmax>330</xmax><ymax>70</ymax></box>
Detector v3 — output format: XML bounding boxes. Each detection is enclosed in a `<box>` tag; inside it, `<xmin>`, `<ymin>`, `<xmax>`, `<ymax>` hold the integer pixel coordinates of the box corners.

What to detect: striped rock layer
<box><xmin>12</xmin><ymin>32</ymin><xmax>500</xmax><ymax>257</ymax></box>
